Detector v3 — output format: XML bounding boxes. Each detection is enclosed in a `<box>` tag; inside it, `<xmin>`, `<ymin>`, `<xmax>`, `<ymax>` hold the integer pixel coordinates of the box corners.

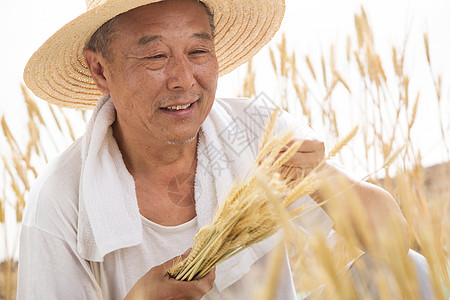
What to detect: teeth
<box><xmin>164</xmin><ymin>103</ymin><xmax>192</xmax><ymax>111</ymax></box>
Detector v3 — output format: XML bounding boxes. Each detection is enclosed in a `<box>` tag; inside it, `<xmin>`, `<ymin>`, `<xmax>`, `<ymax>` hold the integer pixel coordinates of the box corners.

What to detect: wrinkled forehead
<box><xmin>112</xmin><ymin>0</ymin><xmax>214</xmax><ymax>37</ymax></box>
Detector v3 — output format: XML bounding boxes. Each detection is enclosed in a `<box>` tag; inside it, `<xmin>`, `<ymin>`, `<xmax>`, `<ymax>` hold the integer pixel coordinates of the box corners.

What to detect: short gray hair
<box><xmin>85</xmin><ymin>17</ymin><xmax>120</xmax><ymax>61</ymax></box>
<box><xmin>85</xmin><ymin>2</ymin><xmax>215</xmax><ymax>62</ymax></box>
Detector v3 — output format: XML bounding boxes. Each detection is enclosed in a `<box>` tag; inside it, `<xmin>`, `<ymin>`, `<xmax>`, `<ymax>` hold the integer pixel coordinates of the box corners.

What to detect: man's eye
<box><xmin>146</xmin><ymin>54</ymin><xmax>166</xmax><ymax>59</ymax></box>
<box><xmin>190</xmin><ymin>50</ymin><xmax>208</xmax><ymax>55</ymax></box>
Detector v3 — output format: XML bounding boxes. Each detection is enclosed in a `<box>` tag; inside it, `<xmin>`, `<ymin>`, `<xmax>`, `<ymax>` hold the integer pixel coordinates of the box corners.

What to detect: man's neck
<box><xmin>112</xmin><ymin>117</ymin><xmax>199</xmax><ymax>225</ymax></box>
<box><xmin>112</xmin><ymin>118</ymin><xmax>198</xmax><ymax>180</ymax></box>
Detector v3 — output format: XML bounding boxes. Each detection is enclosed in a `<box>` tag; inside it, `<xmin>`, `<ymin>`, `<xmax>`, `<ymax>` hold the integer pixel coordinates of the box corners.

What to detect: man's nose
<box><xmin>166</xmin><ymin>54</ymin><xmax>196</xmax><ymax>90</ymax></box>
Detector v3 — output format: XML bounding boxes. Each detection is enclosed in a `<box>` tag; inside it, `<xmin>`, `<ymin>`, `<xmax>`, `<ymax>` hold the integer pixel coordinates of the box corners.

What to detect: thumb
<box><xmin>181</xmin><ymin>248</ymin><xmax>192</xmax><ymax>259</ymax></box>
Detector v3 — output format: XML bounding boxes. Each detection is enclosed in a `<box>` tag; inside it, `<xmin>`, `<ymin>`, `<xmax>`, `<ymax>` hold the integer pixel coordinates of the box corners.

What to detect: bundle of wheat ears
<box><xmin>168</xmin><ymin>109</ymin><xmax>358</xmax><ymax>281</ymax></box>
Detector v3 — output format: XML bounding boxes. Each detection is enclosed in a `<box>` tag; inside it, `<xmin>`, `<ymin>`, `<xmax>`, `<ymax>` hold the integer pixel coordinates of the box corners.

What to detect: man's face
<box><xmin>102</xmin><ymin>0</ymin><xmax>218</xmax><ymax>145</ymax></box>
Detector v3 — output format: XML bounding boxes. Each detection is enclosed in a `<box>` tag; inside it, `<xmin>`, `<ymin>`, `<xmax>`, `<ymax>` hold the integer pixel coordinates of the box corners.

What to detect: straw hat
<box><xmin>23</xmin><ymin>0</ymin><xmax>285</xmax><ymax>109</ymax></box>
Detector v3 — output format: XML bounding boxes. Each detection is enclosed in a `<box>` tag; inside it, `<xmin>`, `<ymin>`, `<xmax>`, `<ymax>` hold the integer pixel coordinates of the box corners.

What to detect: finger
<box><xmin>279</xmin><ymin>165</ymin><xmax>312</xmax><ymax>179</ymax></box>
<box><xmin>276</xmin><ymin>150</ymin><xmax>323</xmax><ymax>168</ymax></box>
<box><xmin>284</xmin><ymin>152</ymin><xmax>324</xmax><ymax>168</ymax></box>
<box><xmin>194</xmin><ymin>267</ymin><xmax>216</xmax><ymax>294</ymax></box>
<box><xmin>278</xmin><ymin>139</ymin><xmax>325</xmax><ymax>167</ymax></box>
<box><xmin>280</xmin><ymin>139</ymin><xmax>324</xmax><ymax>153</ymax></box>
<box><xmin>202</xmin><ymin>267</ymin><xmax>216</xmax><ymax>283</ymax></box>
<box><xmin>163</xmin><ymin>278</ymin><xmax>207</xmax><ymax>299</ymax></box>
<box><xmin>166</xmin><ymin>268</ymin><xmax>215</xmax><ymax>298</ymax></box>
<box><xmin>181</xmin><ymin>248</ymin><xmax>192</xmax><ymax>259</ymax></box>
<box><xmin>297</xmin><ymin>139</ymin><xmax>324</xmax><ymax>153</ymax></box>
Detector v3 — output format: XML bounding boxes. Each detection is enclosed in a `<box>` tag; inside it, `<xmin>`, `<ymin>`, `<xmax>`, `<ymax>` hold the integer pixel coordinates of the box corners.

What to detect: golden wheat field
<box><xmin>1</xmin><ymin>6</ymin><xmax>449</xmax><ymax>300</ymax></box>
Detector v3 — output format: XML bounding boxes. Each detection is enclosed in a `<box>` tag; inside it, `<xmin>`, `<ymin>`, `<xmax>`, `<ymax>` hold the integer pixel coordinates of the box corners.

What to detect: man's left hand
<box><xmin>278</xmin><ymin>138</ymin><xmax>325</xmax><ymax>181</ymax></box>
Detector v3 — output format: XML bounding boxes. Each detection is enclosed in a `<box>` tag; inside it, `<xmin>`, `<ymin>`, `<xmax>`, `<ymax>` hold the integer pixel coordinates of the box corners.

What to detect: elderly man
<box><xmin>18</xmin><ymin>0</ymin><xmax>411</xmax><ymax>299</ymax></box>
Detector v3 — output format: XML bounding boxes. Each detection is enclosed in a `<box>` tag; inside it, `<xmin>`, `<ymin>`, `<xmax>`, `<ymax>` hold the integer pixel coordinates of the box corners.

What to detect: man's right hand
<box><xmin>124</xmin><ymin>256</ymin><xmax>216</xmax><ymax>300</ymax></box>
<box><xmin>124</xmin><ymin>254</ymin><xmax>215</xmax><ymax>299</ymax></box>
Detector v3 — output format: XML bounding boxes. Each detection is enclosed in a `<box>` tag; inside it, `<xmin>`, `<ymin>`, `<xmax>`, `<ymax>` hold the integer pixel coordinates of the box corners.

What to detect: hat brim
<box><xmin>24</xmin><ymin>0</ymin><xmax>285</xmax><ymax>109</ymax></box>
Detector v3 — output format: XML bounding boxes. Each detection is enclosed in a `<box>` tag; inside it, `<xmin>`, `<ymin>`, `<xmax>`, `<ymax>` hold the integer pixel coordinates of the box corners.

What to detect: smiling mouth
<box><xmin>162</xmin><ymin>102</ymin><xmax>194</xmax><ymax>111</ymax></box>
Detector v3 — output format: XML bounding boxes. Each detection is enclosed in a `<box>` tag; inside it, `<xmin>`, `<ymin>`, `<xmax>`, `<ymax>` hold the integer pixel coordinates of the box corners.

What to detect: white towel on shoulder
<box><xmin>78</xmin><ymin>95</ymin><xmax>142</xmax><ymax>262</ymax></box>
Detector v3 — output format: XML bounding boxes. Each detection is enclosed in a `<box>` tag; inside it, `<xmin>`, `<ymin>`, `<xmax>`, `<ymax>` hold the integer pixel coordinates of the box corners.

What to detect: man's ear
<box><xmin>84</xmin><ymin>49</ymin><xmax>111</xmax><ymax>94</ymax></box>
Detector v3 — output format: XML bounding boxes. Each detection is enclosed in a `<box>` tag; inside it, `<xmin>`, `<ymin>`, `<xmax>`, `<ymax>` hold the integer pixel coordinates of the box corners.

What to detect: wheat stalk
<box><xmin>167</xmin><ymin>107</ymin><xmax>361</xmax><ymax>281</ymax></box>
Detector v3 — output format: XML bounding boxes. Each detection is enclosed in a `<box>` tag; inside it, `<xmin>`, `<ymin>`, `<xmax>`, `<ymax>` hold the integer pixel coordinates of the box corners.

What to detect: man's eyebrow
<box><xmin>136</xmin><ymin>32</ymin><xmax>212</xmax><ymax>46</ymax></box>
<box><xmin>137</xmin><ymin>35</ymin><xmax>162</xmax><ymax>46</ymax></box>
<box><xmin>192</xmin><ymin>32</ymin><xmax>213</xmax><ymax>42</ymax></box>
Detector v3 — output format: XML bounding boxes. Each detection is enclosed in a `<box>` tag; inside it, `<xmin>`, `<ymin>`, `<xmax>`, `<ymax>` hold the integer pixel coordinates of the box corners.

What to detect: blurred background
<box><xmin>1</xmin><ymin>0</ymin><xmax>449</xmax><ymax>298</ymax></box>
